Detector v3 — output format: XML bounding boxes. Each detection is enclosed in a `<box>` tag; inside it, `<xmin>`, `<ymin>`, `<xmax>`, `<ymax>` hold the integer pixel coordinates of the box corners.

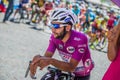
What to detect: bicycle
<box><xmin>25</xmin><ymin>61</ymin><xmax>75</xmax><ymax>80</ymax></box>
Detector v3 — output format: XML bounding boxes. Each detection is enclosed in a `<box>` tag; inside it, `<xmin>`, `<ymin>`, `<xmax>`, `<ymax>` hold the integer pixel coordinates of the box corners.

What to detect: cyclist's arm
<box><xmin>44</xmin><ymin>51</ymin><xmax>54</xmax><ymax>57</ymax></box>
<box><xmin>107</xmin><ymin>22</ymin><xmax>120</xmax><ymax>61</ymax></box>
<box><xmin>43</xmin><ymin>50</ymin><xmax>79</xmax><ymax>72</ymax></box>
<box><xmin>107</xmin><ymin>42</ymin><xmax>117</xmax><ymax>61</ymax></box>
<box><xmin>50</xmin><ymin>57</ymin><xmax>79</xmax><ymax>72</ymax></box>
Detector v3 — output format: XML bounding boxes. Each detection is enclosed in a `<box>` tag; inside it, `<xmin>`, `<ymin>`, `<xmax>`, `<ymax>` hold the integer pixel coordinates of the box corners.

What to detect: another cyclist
<box><xmin>107</xmin><ymin>10</ymin><xmax>116</xmax><ymax>31</ymax></box>
<box><xmin>30</xmin><ymin>8</ymin><xmax>94</xmax><ymax>80</ymax></box>
<box><xmin>72</xmin><ymin>3</ymin><xmax>80</xmax><ymax>30</ymax></box>
<box><xmin>42</xmin><ymin>0</ymin><xmax>54</xmax><ymax>25</ymax></box>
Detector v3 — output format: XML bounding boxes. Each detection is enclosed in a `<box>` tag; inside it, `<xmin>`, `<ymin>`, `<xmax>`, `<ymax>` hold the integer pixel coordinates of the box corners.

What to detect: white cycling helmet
<box><xmin>50</xmin><ymin>8</ymin><xmax>78</xmax><ymax>27</ymax></box>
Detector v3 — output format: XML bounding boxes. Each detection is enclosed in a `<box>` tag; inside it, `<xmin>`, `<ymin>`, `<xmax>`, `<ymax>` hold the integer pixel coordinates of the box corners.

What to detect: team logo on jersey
<box><xmin>67</xmin><ymin>46</ymin><xmax>75</xmax><ymax>53</ymax></box>
<box><xmin>74</xmin><ymin>37</ymin><xmax>81</xmax><ymax>41</ymax></box>
<box><xmin>78</xmin><ymin>48</ymin><xmax>85</xmax><ymax>53</ymax></box>
<box><xmin>84</xmin><ymin>59</ymin><xmax>91</xmax><ymax>67</ymax></box>
<box><xmin>59</xmin><ymin>44</ymin><xmax>63</xmax><ymax>49</ymax></box>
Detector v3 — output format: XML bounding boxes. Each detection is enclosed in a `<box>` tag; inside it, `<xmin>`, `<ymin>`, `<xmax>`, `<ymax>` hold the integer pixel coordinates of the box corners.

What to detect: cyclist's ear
<box><xmin>66</xmin><ymin>25</ymin><xmax>71</xmax><ymax>31</ymax></box>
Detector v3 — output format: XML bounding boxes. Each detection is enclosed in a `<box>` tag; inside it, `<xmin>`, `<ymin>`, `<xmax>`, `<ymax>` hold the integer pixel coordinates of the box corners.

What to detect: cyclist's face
<box><xmin>50</xmin><ymin>21</ymin><xmax>72</xmax><ymax>39</ymax></box>
<box><xmin>51</xmin><ymin>24</ymin><xmax>65</xmax><ymax>39</ymax></box>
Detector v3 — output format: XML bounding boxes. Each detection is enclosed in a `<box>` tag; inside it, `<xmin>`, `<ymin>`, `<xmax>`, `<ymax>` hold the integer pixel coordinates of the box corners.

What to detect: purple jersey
<box><xmin>47</xmin><ymin>30</ymin><xmax>94</xmax><ymax>76</ymax></box>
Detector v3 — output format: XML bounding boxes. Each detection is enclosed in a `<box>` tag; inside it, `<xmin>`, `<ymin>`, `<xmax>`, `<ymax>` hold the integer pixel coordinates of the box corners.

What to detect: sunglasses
<box><xmin>50</xmin><ymin>24</ymin><xmax>68</xmax><ymax>29</ymax></box>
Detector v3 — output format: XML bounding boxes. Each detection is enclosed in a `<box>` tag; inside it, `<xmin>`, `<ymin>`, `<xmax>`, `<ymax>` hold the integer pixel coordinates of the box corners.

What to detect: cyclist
<box><xmin>72</xmin><ymin>3</ymin><xmax>80</xmax><ymax>30</ymax></box>
<box><xmin>30</xmin><ymin>8</ymin><xmax>94</xmax><ymax>80</ymax></box>
<box><xmin>43</xmin><ymin>0</ymin><xmax>54</xmax><ymax>25</ymax></box>
<box><xmin>90</xmin><ymin>13</ymin><xmax>105</xmax><ymax>48</ymax></box>
<box><xmin>107</xmin><ymin>10</ymin><xmax>116</xmax><ymax>31</ymax></box>
<box><xmin>82</xmin><ymin>8</ymin><xmax>91</xmax><ymax>32</ymax></box>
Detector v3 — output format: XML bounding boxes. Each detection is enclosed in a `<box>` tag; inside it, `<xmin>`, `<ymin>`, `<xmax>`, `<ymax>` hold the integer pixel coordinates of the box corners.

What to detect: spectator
<box><xmin>3</xmin><ymin>0</ymin><xmax>14</xmax><ymax>23</ymax></box>
<box><xmin>102</xmin><ymin>20</ymin><xmax>120</xmax><ymax>80</ymax></box>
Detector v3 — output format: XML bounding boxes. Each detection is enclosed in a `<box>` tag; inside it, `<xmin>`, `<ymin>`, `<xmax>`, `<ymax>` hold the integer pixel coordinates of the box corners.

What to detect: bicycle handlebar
<box><xmin>25</xmin><ymin>62</ymin><xmax>74</xmax><ymax>80</ymax></box>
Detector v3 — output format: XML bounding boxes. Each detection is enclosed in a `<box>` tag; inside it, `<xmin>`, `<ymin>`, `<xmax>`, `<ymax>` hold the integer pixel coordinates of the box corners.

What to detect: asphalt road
<box><xmin>0</xmin><ymin>13</ymin><xmax>110</xmax><ymax>80</ymax></box>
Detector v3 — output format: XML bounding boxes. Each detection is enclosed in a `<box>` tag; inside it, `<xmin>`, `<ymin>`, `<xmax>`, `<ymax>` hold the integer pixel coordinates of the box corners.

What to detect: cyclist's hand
<box><xmin>31</xmin><ymin>56</ymin><xmax>51</xmax><ymax>70</ymax></box>
<box><xmin>30</xmin><ymin>62</ymin><xmax>38</xmax><ymax>78</ymax></box>
<box><xmin>30</xmin><ymin>55</ymin><xmax>41</xmax><ymax>77</ymax></box>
